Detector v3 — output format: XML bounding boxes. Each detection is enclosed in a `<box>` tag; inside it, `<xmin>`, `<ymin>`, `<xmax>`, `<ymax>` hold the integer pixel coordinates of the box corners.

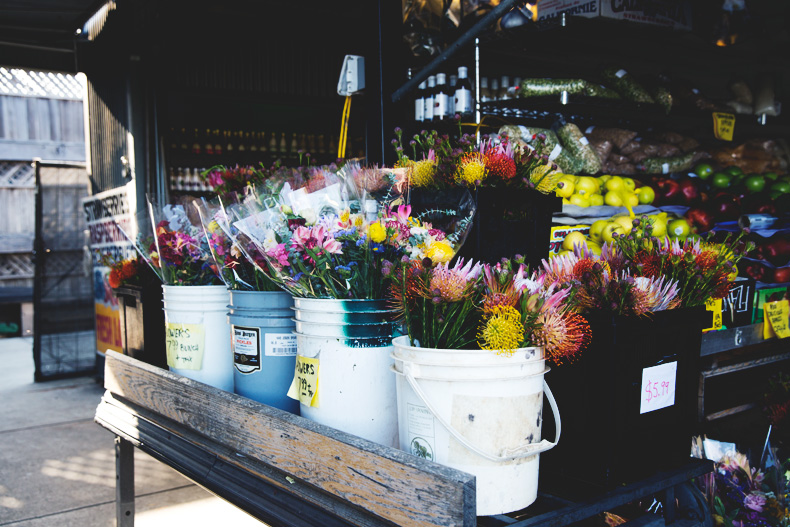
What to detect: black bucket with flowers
<box><xmin>392</xmin><ymin>128</ymin><xmax>562</xmax><ymax>270</ymax></box>
<box><xmin>539</xmin><ymin>218</ymin><xmax>750</xmax><ymax>488</ymax></box>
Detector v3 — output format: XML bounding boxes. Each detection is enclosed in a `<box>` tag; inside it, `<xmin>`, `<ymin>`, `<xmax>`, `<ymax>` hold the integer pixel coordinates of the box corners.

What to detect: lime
<box><xmin>668</xmin><ymin>218</ymin><xmax>691</xmax><ymax>239</ymax></box>
<box><xmin>744</xmin><ymin>175</ymin><xmax>766</xmax><ymax>193</ymax></box>
<box><xmin>711</xmin><ymin>172</ymin><xmax>731</xmax><ymax>189</ymax></box>
<box><xmin>763</xmin><ymin>171</ymin><xmax>779</xmax><ymax>182</ymax></box>
<box><xmin>694</xmin><ymin>163</ymin><xmax>714</xmax><ymax>180</ymax></box>
<box><xmin>770</xmin><ymin>181</ymin><xmax>790</xmax><ymax>194</ymax></box>
<box><xmin>724</xmin><ymin>165</ymin><xmax>744</xmax><ymax>178</ymax></box>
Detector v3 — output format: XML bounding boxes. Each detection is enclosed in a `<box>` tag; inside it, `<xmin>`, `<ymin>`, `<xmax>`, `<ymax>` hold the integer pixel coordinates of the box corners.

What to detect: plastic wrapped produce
<box><xmin>637</xmin><ymin>151</ymin><xmax>702</xmax><ymax>174</ymax></box>
<box><xmin>557</xmin><ymin>123</ymin><xmax>602</xmax><ymax>174</ymax></box>
<box><xmin>498</xmin><ymin>125</ymin><xmax>584</xmax><ymax>174</ymax></box>
<box><xmin>517</xmin><ymin>78</ymin><xmax>588</xmax><ymax>97</ymax></box>
<box><xmin>589</xmin><ymin>139</ymin><xmax>613</xmax><ymax>164</ymax></box>
<box><xmin>585</xmin><ymin>126</ymin><xmax>638</xmax><ymax>150</ymax></box>
<box><xmin>584</xmin><ymin>84</ymin><xmax>622</xmax><ymax>99</ymax></box>
<box><xmin>601</xmin><ymin>67</ymin><xmax>655</xmax><ymax>104</ymax></box>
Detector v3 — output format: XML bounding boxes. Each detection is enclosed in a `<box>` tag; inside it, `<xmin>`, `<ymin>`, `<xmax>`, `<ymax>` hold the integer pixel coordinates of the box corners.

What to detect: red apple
<box><xmin>684</xmin><ymin>207</ymin><xmax>716</xmax><ymax>233</ymax></box>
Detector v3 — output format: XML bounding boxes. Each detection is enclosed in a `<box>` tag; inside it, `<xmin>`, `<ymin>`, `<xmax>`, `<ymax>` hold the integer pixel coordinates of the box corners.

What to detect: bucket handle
<box><xmin>400</xmin><ymin>362</ymin><xmax>561</xmax><ymax>463</ymax></box>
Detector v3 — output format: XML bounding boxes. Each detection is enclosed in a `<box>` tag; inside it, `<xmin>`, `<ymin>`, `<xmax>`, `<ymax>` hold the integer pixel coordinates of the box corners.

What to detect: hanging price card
<box><xmin>704</xmin><ymin>298</ymin><xmax>723</xmax><ymax>332</ymax></box>
<box><xmin>640</xmin><ymin>361</ymin><xmax>677</xmax><ymax>414</ymax></box>
<box><xmin>713</xmin><ymin>112</ymin><xmax>735</xmax><ymax>141</ymax></box>
<box><xmin>763</xmin><ymin>300</ymin><xmax>790</xmax><ymax>339</ymax></box>
<box><xmin>287</xmin><ymin>355</ymin><xmax>319</xmax><ymax>407</ymax></box>
<box><xmin>165</xmin><ymin>322</ymin><xmax>205</xmax><ymax>370</ymax></box>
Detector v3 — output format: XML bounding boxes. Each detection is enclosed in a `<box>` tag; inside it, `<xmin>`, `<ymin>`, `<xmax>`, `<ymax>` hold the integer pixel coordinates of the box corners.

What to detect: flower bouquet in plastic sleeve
<box><xmin>194</xmin><ymin>194</ymin><xmax>281</xmax><ymax>291</ymax></box>
<box><xmin>145</xmin><ymin>197</ymin><xmax>223</xmax><ymax>286</ymax></box>
<box><xmin>226</xmin><ymin>162</ymin><xmax>476</xmax><ymax>300</ymax></box>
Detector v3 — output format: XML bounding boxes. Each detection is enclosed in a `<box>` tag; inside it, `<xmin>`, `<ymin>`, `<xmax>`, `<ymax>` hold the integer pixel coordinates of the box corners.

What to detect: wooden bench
<box><xmin>95</xmin><ymin>350</ymin><xmax>714</xmax><ymax>527</ymax></box>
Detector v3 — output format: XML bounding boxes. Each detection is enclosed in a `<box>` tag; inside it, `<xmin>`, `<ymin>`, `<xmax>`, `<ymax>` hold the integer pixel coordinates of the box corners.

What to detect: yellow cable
<box><xmin>338</xmin><ymin>96</ymin><xmax>351</xmax><ymax>159</ymax></box>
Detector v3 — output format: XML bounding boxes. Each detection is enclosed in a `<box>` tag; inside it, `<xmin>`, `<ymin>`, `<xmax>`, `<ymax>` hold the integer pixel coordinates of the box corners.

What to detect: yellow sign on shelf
<box><xmin>704</xmin><ymin>298</ymin><xmax>723</xmax><ymax>332</ymax></box>
<box><xmin>287</xmin><ymin>355</ymin><xmax>320</xmax><ymax>407</ymax></box>
<box><xmin>763</xmin><ymin>300</ymin><xmax>790</xmax><ymax>339</ymax></box>
<box><xmin>713</xmin><ymin>112</ymin><xmax>735</xmax><ymax>141</ymax></box>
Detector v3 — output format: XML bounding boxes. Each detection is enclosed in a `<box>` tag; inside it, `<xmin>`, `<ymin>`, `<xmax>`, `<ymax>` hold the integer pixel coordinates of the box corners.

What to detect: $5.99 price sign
<box><xmin>640</xmin><ymin>361</ymin><xmax>677</xmax><ymax>414</ymax></box>
<box><xmin>287</xmin><ymin>355</ymin><xmax>319</xmax><ymax>407</ymax></box>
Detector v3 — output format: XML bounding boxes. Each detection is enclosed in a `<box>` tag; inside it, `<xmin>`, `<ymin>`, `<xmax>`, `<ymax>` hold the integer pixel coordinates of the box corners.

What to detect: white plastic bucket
<box><xmin>162</xmin><ymin>285</ymin><xmax>234</xmax><ymax>392</ymax></box>
<box><xmin>391</xmin><ymin>335</ymin><xmax>561</xmax><ymax>516</ymax></box>
<box><xmin>228</xmin><ymin>290</ymin><xmax>299</xmax><ymax>414</ymax></box>
<box><xmin>290</xmin><ymin>298</ymin><xmax>399</xmax><ymax>447</ymax></box>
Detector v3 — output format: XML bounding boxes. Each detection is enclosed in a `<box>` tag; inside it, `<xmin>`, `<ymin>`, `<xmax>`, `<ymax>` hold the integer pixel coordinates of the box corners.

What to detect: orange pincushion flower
<box><xmin>108</xmin><ymin>268</ymin><xmax>122</xmax><ymax>289</ymax></box>
<box><xmin>572</xmin><ymin>258</ymin><xmax>596</xmax><ymax>279</ymax></box>
<box><xmin>694</xmin><ymin>250</ymin><xmax>718</xmax><ymax>273</ymax></box>
<box><xmin>533</xmin><ymin>310</ymin><xmax>591</xmax><ymax>366</ymax></box>
<box><xmin>484</xmin><ymin>151</ymin><xmax>517</xmax><ymax>180</ymax></box>
<box><xmin>634</xmin><ymin>250</ymin><xmax>661</xmax><ymax>278</ymax></box>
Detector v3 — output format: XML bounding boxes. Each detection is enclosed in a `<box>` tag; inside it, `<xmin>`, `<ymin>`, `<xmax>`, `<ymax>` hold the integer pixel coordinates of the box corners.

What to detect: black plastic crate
<box><xmin>408</xmin><ymin>187</ymin><xmax>561</xmax><ymax>269</ymax></box>
<box><xmin>114</xmin><ymin>283</ymin><xmax>167</xmax><ymax>369</ymax></box>
<box><xmin>542</xmin><ymin>306</ymin><xmax>712</xmax><ymax>488</ymax></box>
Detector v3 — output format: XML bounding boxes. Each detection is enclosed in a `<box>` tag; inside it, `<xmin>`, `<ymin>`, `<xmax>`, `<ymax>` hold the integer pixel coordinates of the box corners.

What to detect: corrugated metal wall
<box><xmin>84</xmin><ymin>74</ymin><xmax>128</xmax><ymax>193</ymax></box>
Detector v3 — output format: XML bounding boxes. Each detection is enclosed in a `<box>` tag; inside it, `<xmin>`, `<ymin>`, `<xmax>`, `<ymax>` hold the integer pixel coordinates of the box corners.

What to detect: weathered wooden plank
<box><xmin>102</xmin><ymin>350</ymin><xmax>476</xmax><ymax>527</ymax></box>
<box><xmin>97</xmin><ymin>393</ymin><xmax>377</xmax><ymax>527</ymax></box>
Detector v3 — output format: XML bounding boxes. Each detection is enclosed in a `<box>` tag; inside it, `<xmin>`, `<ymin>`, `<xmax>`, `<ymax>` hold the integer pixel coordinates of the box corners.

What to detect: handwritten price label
<box><xmin>640</xmin><ymin>361</ymin><xmax>677</xmax><ymax>414</ymax></box>
<box><xmin>713</xmin><ymin>112</ymin><xmax>735</xmax><ymax>141</ymax></box>
<box><xmin>704</xmin><ymin>298</ymin><xmax>722</xmax><ymax>332</ymax></box>
<box><xmin>287</xmin><ymin>355</ymin><xmax>319</xmax><ymax>407</ymax></box>
<box><xmin>763</xmin><ymin>300</ymin><xmax>790</xmax><ymax>339</ymax></box>
<box><xmin>165</xmin><ymin>322</ymin><xmax>205</xmax><ymax>370</ymax></box>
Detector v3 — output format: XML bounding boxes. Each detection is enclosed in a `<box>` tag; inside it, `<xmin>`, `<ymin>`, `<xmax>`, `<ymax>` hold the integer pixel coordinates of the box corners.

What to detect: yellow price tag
<box><xmin>763</xmin><ymin>300</ymin><xmax>790</xmax><ymax>339</ymax></box>
<box><xmin>704</xmin><ymin>298</ymin><xmax>723</xmax><ymax>332</ymax></box>
<box><xmin>165</xmin><ymin>322</ymin><xmax>205</xmax><ymax>370</ymax></box>
<box><xmin>713</xmin><ymin>112</ymin><xmax>735</xmax><ymax>141</ymax></box>
<box><xmin>287</xmin><ymin>355</ymin><xmax>320</xmax><ymax>407</ymax></box>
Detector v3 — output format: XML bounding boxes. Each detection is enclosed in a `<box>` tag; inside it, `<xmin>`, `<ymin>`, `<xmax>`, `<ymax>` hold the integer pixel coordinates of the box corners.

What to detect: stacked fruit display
<box><xmin>555</xmin><ymin>174</ymin><xmax>655</xmax><ymax>208</ymax></box>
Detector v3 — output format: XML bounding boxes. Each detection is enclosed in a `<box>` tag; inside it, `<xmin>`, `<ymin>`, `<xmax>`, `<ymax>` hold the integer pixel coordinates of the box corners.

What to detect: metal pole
<box><xmin>391</xmin><ymin>0</ymin><xmax>519</xmax><ymax>103</ymax></box>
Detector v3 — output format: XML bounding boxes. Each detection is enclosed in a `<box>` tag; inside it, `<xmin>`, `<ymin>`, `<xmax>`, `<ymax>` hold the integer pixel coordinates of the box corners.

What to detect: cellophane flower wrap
<box><xmin>544</xmin><ymin>216</ymin><xmax>751</xmax><ymax>315</ymax></box>
<box><xmin>146</xmin><ymin>197</ymin><xmax>222</xmax><ymax>286</ymax></box>
<box><xmin>194</xmin><ymin>193</ymin><xmax>280</xmax><ymax>291</ymax></box>
<box><xmin>225</xmin><ymin>162</ymin><xmax>476</xmax><ymax>299</ymax></box>
<box><xmin>386</xmin><ymin>255</ymin><xmax>591</xmax><ymax>366</ymax></box>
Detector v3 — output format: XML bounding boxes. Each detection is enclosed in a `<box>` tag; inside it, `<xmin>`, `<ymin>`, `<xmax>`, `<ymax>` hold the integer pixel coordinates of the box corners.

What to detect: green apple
<box><xmin>744</xmin><ymin>175</ymin><xmax>766</xmax><ymax>193</ymax></box>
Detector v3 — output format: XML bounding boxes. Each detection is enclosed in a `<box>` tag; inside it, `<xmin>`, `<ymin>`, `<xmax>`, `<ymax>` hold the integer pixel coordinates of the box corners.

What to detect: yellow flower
<box><xmin>530</xmin><ymin>164</ymin><xmax>562</xmax><ymax>194</ymax></box>
<box><xmin>478</xmin><ymin>305</ymin><xmax>524</xmax><ymax>356</ymax></box>
<box><xmin>352</xmin><ymin>214</ymin><xmax>365</xmax><ymax>227</ymax></box>
<box><xmin>339</xmin><ymin>209</ymin><xmax>351</xmax><ymax>224</ymax></box>
<box><xmin>426</xmin><ymin>239</ymin><xmax>454</xmax><ymax>264</ymax></box>
<box><xmin>207</xmin><ymin>220</ymin><xmax>220</xmax><ymax>234</ymax></box>
<box><xmin>411</xmin><ymin>159</ymin><xmax>437</xmax><ymax>187</ymax></box>
<box><xmin>369</xmin><ymin>222</ymin><xmax>387</xmax><ymax>243</ymax></box>
<box><xmin>455</xmin><ymin>152</ymin><xmax>488</xmax><ymax>186</ymax></box>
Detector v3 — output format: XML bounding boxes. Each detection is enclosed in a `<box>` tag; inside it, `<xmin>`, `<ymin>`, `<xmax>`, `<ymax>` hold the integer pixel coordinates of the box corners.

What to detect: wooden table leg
<box><xmin>116</xmin><ymin>436</ymin><xmax>135</xmax><ymax>526</ymax></box>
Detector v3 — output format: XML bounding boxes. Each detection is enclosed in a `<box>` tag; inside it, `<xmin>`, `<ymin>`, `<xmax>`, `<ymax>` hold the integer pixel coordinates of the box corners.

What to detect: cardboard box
<box><xmin>549</xmin><ymin>224</ymin><xmax>590</xmax><ymax>255</ymax></box>
<box><xmin>721</xmin><ymin>277</ymin><xmax>755</xmax><ymax>328</ymax></box>
<box><xmin>534</xmin><ymin>0</ymin><xmax>692</xmax><ymax>31</ymax></box>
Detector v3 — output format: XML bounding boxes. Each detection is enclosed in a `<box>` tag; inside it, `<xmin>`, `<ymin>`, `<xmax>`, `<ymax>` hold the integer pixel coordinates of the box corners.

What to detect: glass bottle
<box><xmin>454</xmin><ymin>66</ymin><xmax>474</xmax><ymax>116</ymax></box>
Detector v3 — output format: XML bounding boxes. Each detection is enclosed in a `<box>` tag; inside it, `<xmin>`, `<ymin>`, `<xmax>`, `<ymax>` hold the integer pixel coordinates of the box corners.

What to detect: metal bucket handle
<box><xmin>397</xmin><ymin>361</ymin><xmax>561</xmax><ymax>463</ymax></box>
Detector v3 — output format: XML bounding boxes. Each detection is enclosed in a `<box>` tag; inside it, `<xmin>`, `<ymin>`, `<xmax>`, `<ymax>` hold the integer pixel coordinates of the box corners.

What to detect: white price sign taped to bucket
<box><xmin>165</xmin><ymin>322</ymin><xmax>205</xmax><ymax>370</ymax></box>
<box><xmin>265</xmin><ymin>333</ymin><xmax>297</xmax><ymax>357</ymax></box>
<box><xmin>640</xmin><ymin>361</ymin><xmax>677</xmax><ymax>414</ymax></box>
<box><xmin>287</xmin><ymin>355</ymin><xmax>319</xmax><ymax>407</ymax></box>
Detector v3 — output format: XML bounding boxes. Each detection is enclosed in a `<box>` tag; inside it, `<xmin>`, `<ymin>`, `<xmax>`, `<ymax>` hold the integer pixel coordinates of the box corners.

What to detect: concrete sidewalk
<box><xmin>0</xmin><ymin>337</ymin><xmax>265</xmax><ymax>526</ymax></box>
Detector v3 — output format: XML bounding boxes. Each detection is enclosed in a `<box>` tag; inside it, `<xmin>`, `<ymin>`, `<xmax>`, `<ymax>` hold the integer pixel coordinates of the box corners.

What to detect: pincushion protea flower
<box><xmin>478</xmin><ymin>305</ymin><xmax>525</xmax><ymax>355</ymax></box>
<box><xmin>532</xmin><ymin>309</ymin><xmax>591</xmax><ymax>366</ymax></box>
<box><xmin>429</xmin><ymin>258</ymin><xmax>481</xmax><ymax>302</ymax></box>
<box><xmin>483</xmin><ymin>142</ymin><xmax>517</xmax><ymax>181</ymax></box>
<box><xmin>455</xmin><ymin>152</ymin><xmax>488</xmax><ymax>186</ymax></box>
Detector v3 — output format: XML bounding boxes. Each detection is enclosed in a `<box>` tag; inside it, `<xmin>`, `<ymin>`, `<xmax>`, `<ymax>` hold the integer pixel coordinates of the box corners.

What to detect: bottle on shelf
<box><xmin>415</xmin><ymin>80</ymin><xmax>426</xmax><ymax>122</ymax></box>
<box><xmin>203</xmin><ymin>129</ymin><xmax>214</xmax><ymax>155</ymax></box>
<box><xmin>248</xmin><ymin>132</ymin><xmax>257</xmax><ymax>153</ymax></box>
<box><xmin>499</xmin><ymin>75</ymin><xmax>512</xmax><ymax>101</ymax></box>
<box><xmin>225</xmin><ymin>131</ymin><xmax>234</xmax><ymax>155</ymax></box>
<box><xmin>318</xmin><ymin>134</ymin><xmax>327</xmax><ymax>155</ymax></box>
<box><xmin>489</xmin><ymin>78</ymin><xmax>500</xmax><ymax>102</ymax></box>
<box><xmin>191</xmin><ymin>128</ymin><xmax>201</xmax><ymax>155</ymax></box>
<box><xmin>479</xmin><ymin>77</ymin><xmax>491</xmax><ymax>103</ymax></box>
<box><xmin>269</xmin><ymin>132</ymin><xmax>278</xmax><ymax>154</ymax></box>
<box><xmin>258</xmin><ymin>132</ymin><xmax>267</xmax><ymax>154</ymax></box>
<box><xmin>454</xmin><ymin>66</ymin><xmax>474</xmax><ymax>117</ymax></box>
<box><xmin>434</xmin><ymin>73</ymin><xmax>450</xmax><ymax>122</ymax></box>
<box><xmin>213</xmin><ymin>130</ymin><xmax>223</xmax><ymax>156</ymax></box>
<box><xmin>278</xmin><ymin>132</ymin><xmax>287</xmax><ymax>156</ymax></box>
<box><xmin>448</xmin><ymin>74</ymin><xmax>457</xmax><ymax>116</ymax></box>
<box><xmin>424</xmin><ymin>75</ymin><xmax>436</xmax><ymax>122</ymax></box>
